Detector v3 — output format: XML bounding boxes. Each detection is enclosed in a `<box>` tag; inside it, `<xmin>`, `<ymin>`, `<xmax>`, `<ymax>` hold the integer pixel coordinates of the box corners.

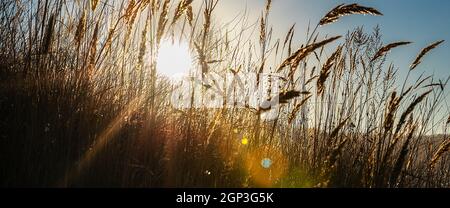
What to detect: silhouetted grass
<box><xmin>0</xmin><ymin>0</ymin><xmax>448</xmax><ymax>188</ymax></box>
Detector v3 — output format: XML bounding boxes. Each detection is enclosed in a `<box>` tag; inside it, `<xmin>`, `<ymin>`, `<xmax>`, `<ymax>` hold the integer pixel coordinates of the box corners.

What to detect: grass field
<box><xmin>0</xmin><ymin>0</ymin><xmax>449</xmax><ymax>188</ymax></box>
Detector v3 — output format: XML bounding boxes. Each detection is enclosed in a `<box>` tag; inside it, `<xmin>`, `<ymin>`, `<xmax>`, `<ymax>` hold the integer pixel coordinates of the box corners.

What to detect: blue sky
<box><xmin>206</xmin><ymin>0</ymin><xmax>450</xmax><ymax>132</ymax></box>
<box><xmin>214</xmin><ymin>0</ymin><xmax>450</xmax><ymax>79</ymax></box>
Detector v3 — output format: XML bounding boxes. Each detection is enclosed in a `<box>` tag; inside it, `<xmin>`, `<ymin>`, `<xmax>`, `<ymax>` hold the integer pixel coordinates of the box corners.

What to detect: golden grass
<box><xmin>0</xmin><ymin>0</ymin><xmax>448</xmax><ymax>188</ymax></box>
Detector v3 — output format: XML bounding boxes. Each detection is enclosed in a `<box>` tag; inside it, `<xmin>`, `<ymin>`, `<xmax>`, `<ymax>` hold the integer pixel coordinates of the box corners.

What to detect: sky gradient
<box><xmin>204</xmin><ymin>0</ymin><xmax>450</xmax><ymax>132</ymax></box>
<box><xmin>213</xmin><ymin>0</ymin><xmax>450</xmax><ymax>79</ymax></box>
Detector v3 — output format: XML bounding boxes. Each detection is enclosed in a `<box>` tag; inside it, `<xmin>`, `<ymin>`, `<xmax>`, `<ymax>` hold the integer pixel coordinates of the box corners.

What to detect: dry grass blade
<box><xmin>265</xmin><ymin>0</ymin><xmax>272</xmax><ymax>12</ymax></box>
<box><xmin>153</xmin><ymin>0</ymin><xmax>160</xmax><ymax>12</ymax></box>
<box><xmin>41</xmin><ymin>14</ymin><xmax>55</xmax><ymax>54</ymax></box>
<box><xmin>410</xmin><ymin>40</ymin><xmax>445</xmax><ymax>70</ymax></box>
<box><xmin>330</xmin><ymin>116</ymin><xmax>350</xmax><ymax>139</ymax></box>
<box><xmin>206</xmin><ymin>60</ymin><xmax>223</xmax><ymax>64</ymax></box>
<box><xmin>279</xmin><ymin>90</ymin><xmax>301</xmax><ymax>103</ymax></box>
<box><xmin>125</xmin><ymin>0</ymin><xmax>136</xmax><ymax>19</ymax></box>
<box><xmin>172</xmin><ymin>0</ymin><xmax>194</xmax><ymax>26</ymax></box>
<box><xmin>317</xmin><ymin>46</ymin><xmax>342</xmax><ymax>96</ymax></box>
<box><xmin>384</xmin><ymin>92</ymin><xmax>400</xmax><ymax>132</ymax></box>
<box><xmin>74</xmin><ymin>11</ymin><xmax>86</xmax><ymax>44</ymax></box>
<box><xmin>389</xmin><ymin>125</ymin><xmax>415</xmax><ymax>187</ymax></box>
<box><xmin>138</xmin><ymin>17</ymin><xmax>149</xmax><ymax>71</ymax></box>
<box><xmin>157</xmin><ymin>0</ymin><xmax>171</xmax><ymax>45</ymax></box>
<box><xmin>305</xmin><ymin>75</ymin><xmax>319</xmax><ymax>85</ymax></box>
<box><xmin>394</xmin><ymin>90</ymin><xmax>432</xmax><ymax>135</ymax></box>
<box><xmin>401</xmin><ymin>86</ymin><xmax>413</xmax><ymax>98</ymax></box>
<box><xmin>88</xmin><ymin>23</ymin><xmax>99</xmax><ymax>72</ymax></box>
<box><xmin>283</xmin><ymin>24</ymin><xmax>295</xmax><ymax>49</ymax></box>
<box><xmin>91</xmin><ymin>0</ymin><xmax>99</xmax><ymax>11</ymax></box>
<box><xmin>186</xmin><ymin>5</ymin><xmax>194</xmax><ymax>27</ymax></box>
<box><xmin>327</xmin><ymin>138</ymin><xmax>349</xmax><ymax>168</ymax></box>
<box><xmin>423</xmin><ymin>83</ymin><xmax>444</xmax><ymax>91</ymax></box>
<box><xmin>413</xmin><ymin>76</ymin><xmax>432</xmax><ymax>90</ymax></box>
<box><xmin>384</xmin><ymin>88</ymin><xmax>414</xmax><ymax>132</ymax></box>
<box><xmin>429</xmin><ymin>139</ymin><xmax>450</xmax><ymax>169</ymax></box>
<box><xmin>260</xmin><ymin>15</ymin><xmax>266</xmax><ymax>46</ymax></box>
<box><xmin>103</xmin><ymin>28</ymin><xmax>115</xmax><ymax>53</ymax></box>
<box><xmin>319</xmin><ymin>4</ymin><xmax>382</xmax><ymax>26</ymax></box>
<box><xmin>288</xmin><ymin>94</ymin><xmax>312</xmax><ymax>124</ymax></box>
<box><xmin>300</xmin><ymin>91</ymin><xmax>311</xmax><ymax>95</ymax></box>
<box><xmin>277</xmin><ymin>36</ymin><xmax>341</xmax><ymax>72</ymax></box>
<box><xmin>371</xmin><ymin>41</ymin><xmax>412</xmax><ymax>62</ymax></box>
<box><xmin>260</xmin><ymin>0</ymin><xmax>271</xmax><ymax>46</ymax></box>
<box><xmin>194</xmin><ymin>42</ymin><xmax>208</xmax><ymax>74</ymax></box>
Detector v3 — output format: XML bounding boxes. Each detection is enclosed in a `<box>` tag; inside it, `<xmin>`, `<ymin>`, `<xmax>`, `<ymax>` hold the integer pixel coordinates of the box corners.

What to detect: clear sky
<box><xmin>211</xmin><ymin>0</ymin><xmax>450</xmax><ymax>80</ymax></box>
<box><xmin>200</xmin><ymin>0</ymin><xmax>450</xmax><ymax>132</ymax></box>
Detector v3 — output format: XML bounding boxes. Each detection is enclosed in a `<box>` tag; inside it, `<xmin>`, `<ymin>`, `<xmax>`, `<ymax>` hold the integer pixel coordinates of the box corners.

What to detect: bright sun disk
<box><xmin>156</xmin><ymin>40</ymin><xmax>193</xmax><ymax>78</ymax></box>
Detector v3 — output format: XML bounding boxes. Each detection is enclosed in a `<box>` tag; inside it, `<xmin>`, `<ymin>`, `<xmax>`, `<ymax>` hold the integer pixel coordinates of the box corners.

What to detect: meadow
<box><xmin>0</xmin><ymin>0</ymin><xmax>449</xmax><ymax>188</ymax></box>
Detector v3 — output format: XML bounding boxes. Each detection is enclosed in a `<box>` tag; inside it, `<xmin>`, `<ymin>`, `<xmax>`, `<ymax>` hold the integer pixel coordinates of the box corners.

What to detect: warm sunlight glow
<box><xmin>157</xmin><ymin>41</ymin><xmax>193</xmax><ymax>78</ymax></box>
<box><xmin>241</xmin><ymin>136</ymin><xmax>249</xmax><ymax>145</ymax></box>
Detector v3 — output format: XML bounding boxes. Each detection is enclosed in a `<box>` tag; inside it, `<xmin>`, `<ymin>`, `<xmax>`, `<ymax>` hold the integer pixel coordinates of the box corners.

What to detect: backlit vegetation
<box><xmin>0</xmin><ymin>0</ymin><xmax>449</xmax><ymax>187</ymax></box>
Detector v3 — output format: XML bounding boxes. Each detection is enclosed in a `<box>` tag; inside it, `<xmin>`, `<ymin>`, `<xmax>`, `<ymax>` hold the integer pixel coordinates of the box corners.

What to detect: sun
<box><xmin>156</xmin><ymin>40</ymin><xmax>193</xmax><ymax>78</ymax></box>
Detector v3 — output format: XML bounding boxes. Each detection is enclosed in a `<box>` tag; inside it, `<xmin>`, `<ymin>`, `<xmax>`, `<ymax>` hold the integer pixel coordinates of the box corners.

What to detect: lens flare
<box><xmin>245</xmin><ymin>146</ymin><xmax>288</xmax><ymax>187</ymax></box>
<box><xmin>241</xmin><ymin>136</ymin><xmax>249</xmax><ymax>145</ymax></box>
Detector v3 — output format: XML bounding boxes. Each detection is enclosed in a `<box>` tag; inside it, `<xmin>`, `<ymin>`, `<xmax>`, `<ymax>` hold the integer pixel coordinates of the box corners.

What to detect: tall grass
<box><xmin>0</xmin><ymin>0</ymin><xmax>448</xmax><ymax>188</ymax></box>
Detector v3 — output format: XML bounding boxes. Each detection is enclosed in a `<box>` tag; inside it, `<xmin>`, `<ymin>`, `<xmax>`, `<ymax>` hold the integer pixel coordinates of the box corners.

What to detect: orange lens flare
<box><xmin>244</xmin><ymin>145</ymin><xmax>288</xmax><ymax>187</ymax></box>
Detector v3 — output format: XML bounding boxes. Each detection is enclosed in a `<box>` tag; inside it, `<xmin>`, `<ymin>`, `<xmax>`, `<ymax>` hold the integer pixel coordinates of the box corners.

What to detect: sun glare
<box><xmin>156</xmin><ymin>40</ymin><xmax>193</xmax><ymax>78</ymax></box>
